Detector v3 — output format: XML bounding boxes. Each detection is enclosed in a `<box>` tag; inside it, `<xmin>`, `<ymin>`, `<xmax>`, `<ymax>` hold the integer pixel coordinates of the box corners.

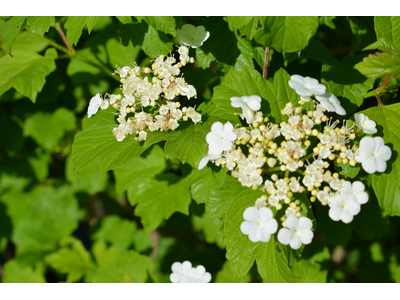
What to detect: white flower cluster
<box><xmin>170</xmin><ymin>261</ymin><xmax>211</xmax><ymax>283</ymax></box>
<box><xmin>87</xmin><ymin>46</ymin><xmax>202</xmax><ymax>142</ymax></box>
<box><xmin>199</xmin><ymin>74</ymin><xmax>392</xmax><ymax>250</ymax></box>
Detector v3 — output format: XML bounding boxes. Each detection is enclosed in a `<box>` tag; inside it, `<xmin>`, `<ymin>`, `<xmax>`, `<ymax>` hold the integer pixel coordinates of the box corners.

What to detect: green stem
<box><xmin>264</xmin><ymin>166</ymin><xmax>281</xmax><ymax>173</ymax></box>
<box><xmin>300</xmin><ymin>152</ymin><xmax>318</xmax><ymax>161</ymax></box>
<box><xmin>26</xmin><ymin>27</ymin><xmax>118</xmax><ymax>82</ymax></box>
<box><xmin>364</xmin><ymin>82</ymin><xmax>400</xmax><ymax>99</ymax></box>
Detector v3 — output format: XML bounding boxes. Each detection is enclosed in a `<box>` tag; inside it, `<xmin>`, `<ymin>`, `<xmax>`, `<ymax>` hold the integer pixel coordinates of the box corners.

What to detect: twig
<box><xmin>364</xmin><ymin>82</ymin><xmax>400</xmax><ymax>99</ymax></box>
<box><xmin>55</xmin><ymin>23</ymin><xmax>71</xmax><ymax>51</ymax></box>
<box><xmin>376</xmin><ymin>93</ymin><xmax>383</xmax><ymax>107</ymax></box>
<box><xmin>379</xmin><ymin>75</ymin><xmax>392</xmax><ymax>90</ymax></box>
<box><xmin>355</xmin><ymin>16</ymin><xmax>375</xmax><ymax>34</ymax></box>
<box><xmin>262</xmin><ymin>47</ymin><xmax>270</xmax><ymax>80</ymax></box>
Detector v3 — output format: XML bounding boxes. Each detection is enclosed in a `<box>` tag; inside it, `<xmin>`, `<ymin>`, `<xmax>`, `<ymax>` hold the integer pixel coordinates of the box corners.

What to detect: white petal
<box><xmin>359</xmin><ymin>137</ymin><xmax>375</xmax><ymax>154</ymax></box>
<box><xmin>258</xmin><ymin>207</ymin><xmax>273</xmax><ymax>221</ymax></box>
<box><xmin>277</xmin><ymin>228</ymin><xmax>293</xmax><ymax>245</ymax></box>
<box><xmin>375</xmin><ymin>158</ymin><xmax>387</xmax><ymax>173</ymax></box>
<box><xmin>200</xmin><ymin>272</ymin><xmax>212</xmax><ymax>283</ymax></box>
<box><xmin>223</xmin><ymin>122</ymin><xmax>234</xmax><ymax>134</ymax></box>
<box><xmin>362</xmin><ymin>156</ymin><xmax>377</xmax><ymax>174</ymax></box>
<box><xmin>258</xmin><ymin>228</ymin><xmax>272</xmax><ymax>243</ymax></box>
<box><xmin>248</xmin><ymin>227</ymin><xmax>260</xmax><ymax>242</ymax></box>
<box><xmin>284</xmin><ymin>215</ymin><xmax>299</xmax><ymax>230</ymax></box>
<box><xmin>243</xmin><ymin>207</ymin><xmax>259</xmax><ymax>222</ymax></box>
<box><xmin>170</xmin><ymin>273</ymin><xmax>181</xmax><ymax>283</ymax></box>
<box><xmin>289</xmin><ymin>235</ymin><xmax>303</xmax><ymax>250</ymax></box>
<box><xmin>240</xmin><ymin>221</ymin><xmax>256</xmax><ymax>235</ymax></box>
<box><xmin>329</xmin><ymin>207</ymin><xmax>342</xmax><ymax>221</ymax></box>
<box><xmin>211</xmin><ymin>121</ymin><xmax>224</xmax><ymax>133</ymax></box>
<box><xmin>171</xmin><ymin>262</ymin><xmax>182</xmax><ymax>273</ymax></box>
<box><xmin>297</xmin><ymin>217</ymin><xmax>313</xmax><ymax>231</ymax></box>
<box><xmin>297</xmin><ymin>229</ymin><xmax>313</xmax><ymax>245</ymax></box>
<box><xmin>261</xmin><ymin>219</ymin><xmax>278</xmax><ymax>235</ymax></box>
<box><xmin>340</xmin><ymin>210</ymin><xmax>354</xmax><ymax>224</ymax></box>
<box><xmin>356</xmin><ymin>192</ymin><xmax>368</xmax><ymax>205</ymax></box>
<box><xmin>182</xmin><ymin>261</ymin><xmax>192</xmax><ymax>271</ymax></box>
<box><xmin>377</xmin><ymin>145</ymin><xmax>392</xmax><ymax>161</ymax></box>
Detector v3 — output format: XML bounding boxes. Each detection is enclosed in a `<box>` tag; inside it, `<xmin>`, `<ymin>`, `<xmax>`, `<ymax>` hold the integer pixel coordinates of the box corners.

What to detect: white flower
<box><xmin>277</xmin><ymin>216</ymin><xmax>314</xmax><ymax>250</ymax></box>
<box><xmin>87</xmin><ymin>93</ymin><xmax>102</xmax><ymax>118</ymax></box>
<box><xmin>100</xmin><ymin>99</ymin><xmax>109</xmax><ymax>110</ymax></box>
<box><xmin>170</xmin><ymin>261</ymin><xmax>193</xmax><ymax>283</ymax></box>
<box><xmin>328</xmin><ymin>192</ymin><xmax>360</xmax><ymax>223</ymax></box>
<box><xmin>230</xmin><ymin>95</ymin><xmax>261</xmax><ymax>112</ymax></box>
<box><xmin>118</xmin><ymin>66</ymin><xmax>131</xmax><ymax>78</ymax></box>
<box><xmin>187</xmin><ymin>265</ymin><xmax>212</xmax><ymax>283</ymax></box>
<box><xmin>354</xmin><ymin>113</ymin><xmax>377</xmax><ymax>134</ymax></box>
<box><xmin>198</xmin><ymin>153</ymin><xmax>222</xmax><ymax>170</ymax></box>
<box><xmin>177</xmin><ymin>24</ymin><xmax>210</xmax><ymax>48</ymax></box>
<box><xmin>240</xmin><ymin>207</ymin><xmax>278</xmax><ymax>243</ymax></box>
<box><xmin>206</xmin><ymin>122</ymin><xmax>237</xmax><ymax>155</ymax></box>
<box><xmin>315</xmin><ymin>93</ymin><xmax>346</xmax><ymax>115</ymax></box>
<box><xmin>288</xmin><ymin>75</ymin><xmax>326</xmax><ymax>97</ymax></box>
<box><xmin>340</xmin><ymin>181</ymin><xmax>368</xmax><ymax>205</ymax></box>
<box><xmin>355</xmin><ymin>136</ymin><xmax>392</xmax><ymax>174</ymax></box>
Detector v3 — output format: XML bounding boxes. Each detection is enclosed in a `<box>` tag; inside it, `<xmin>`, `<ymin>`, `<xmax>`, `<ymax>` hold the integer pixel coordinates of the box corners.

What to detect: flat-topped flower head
<box><xmin>240</xmin><ymin>207</ymin><xmax>278</xmax><ymax>243</ymax></box>
<box><xmin>328</xmin><ymin>192</ymin><xmax>360</xmax><ymax>223</ymax></box>
<box><xmin>315</xmin><ymin>93</ymin><xmax>346</xmax><ymax>115</ymax></box>
<box><xmin>341</xmin><ymin>181</ymin><xmax>368</xmax><ymax>205</ymax></box>
<box><xmin>288</xmin><ymin>75</ymin><xmax>326</xmax><ymax>97</ymax></box>
<box><xmin>170</xmin><ymin>261</ymin><xmax>193</xmax><ymax>283</ymax></box>
<box><xmin>354</xmin><ymin>113</ymin><xmax>377</xmax><ymax>134</ymax></box>
<box><xmin>230</xmin><ymin>95</ymin><xmax>261</xmax><ymax>112</ymax></box>
<box><xmin>206</xmin><ymin>121</ymin><xmax>237</xmax><ymax>155</ymax></box>
<box><xmin>277</xmin><ymin>216</ymin><xmax>314</xmax><ymax>250</ymax></box>
<box><xmin>87</xmin><ymin>93</ymin><xmax>103</xmax><ymax>118</ymax></box>
<box><xmin>187</xmin><ymin>265</ymin><xmax>212</xmax><ymax>283</ymax></box>
<box><xmin>177</xmin><ymin>24</ymin><xmax>210</xmax><ymax>48</ymax></box>
<box><xmin>355</xmin><ymin>136</ymin><xmax>392</xmax><ymax>174</ymax></box>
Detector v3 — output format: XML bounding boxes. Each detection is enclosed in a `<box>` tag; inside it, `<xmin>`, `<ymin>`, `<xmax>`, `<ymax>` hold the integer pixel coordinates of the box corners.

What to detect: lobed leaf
<box><xmin>26</xmin><ymin>16</ymin><xmax>55</xmax><ymax>36</ymax></box>
<box><xmin>3</xmin><ymin>16</ymin><xmax>27</xmax><ymax>54</ymax></box>
<box><xmin>0</xmin><ymin>48</ymin><xmax>57</xmax><ymax>102</ymax></box>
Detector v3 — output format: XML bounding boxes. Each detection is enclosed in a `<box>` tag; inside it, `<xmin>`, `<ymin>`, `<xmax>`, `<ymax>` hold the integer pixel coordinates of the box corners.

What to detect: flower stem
<box><xmin>262</xmin><ymin>47</ymin><xmax>270</xmax><ymax>80</ymax></box>
<box><xmin>300</xmin><ymin>152</ymin><xmax>318</xmax><ymax>161</ymax></box>
<box><xmin>364</xmin><ymin>82</ymin><xmax>400</xmax><ymax>99</ymax></box>
<box><xmin>379</xmin><ymin>75</ymin><xmax>392</xmax><ymax>90</ymax></box>
<box><xmin>264</xmin><ymin>166</ymin><xmax>280</xmax><ymax>173</ymax></box>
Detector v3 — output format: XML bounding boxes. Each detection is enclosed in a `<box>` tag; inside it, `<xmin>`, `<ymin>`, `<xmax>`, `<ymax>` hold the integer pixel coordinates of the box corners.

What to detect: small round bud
<box><xmin>252</xmin><ymin>185</ymin><xmax>258</xmax><ymax>190</ymax></box>
<box><xmin>261</xmin><ymin>195</ymin><xmax>268</xmax><ymax>201</ymax></box>
<box><xmin>310</xmin><ymin>196</ymin><xmax>316</xmax><ymax>202</ymax></box>
<box><xmin>276</xmin><ymin>204</ymin><xmax>282</xmax><ymax>210</ymax></box>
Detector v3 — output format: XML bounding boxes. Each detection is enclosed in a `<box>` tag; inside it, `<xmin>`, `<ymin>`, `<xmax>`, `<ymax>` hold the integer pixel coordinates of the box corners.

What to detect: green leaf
<box><xmin>92</xmin><ymin>250</ymin><xmax>153</xmax><ymax>283</ymax></box>
<box><xmin>206</xmin><ymin>175</ymin><xmax>247</xmax><ymax>218</ymax></box>
<box><xmin>92</xmin><ymin>241</ymin><xmax>120</xmax><ymax>267</ymax></box>
<box><xmin>66</xmin><ymin>24</ymin><xmax>140</xmax><ymax>85</ymax></box>
<box><xmin>194</xmin><ymin>17</ymin><xmax>240</xmax><ymax>69</ymax></box>
<box><xmin>192</xmin><ymin>214</ymin><xmax>224</xmax><ymax>247</ymax></box>
<box><xmin>139</xmin><ymin>16</ymin><xmax>177</xmax><ymax>37</ymax></box>
<box><xmin>354</xmin><ymin>38</ymin><xmax>400</xmax><ymax>79</ymax></box>
<box><xmin>114</xmin><ymin>145</ymin><xmax>166</xmax><ymax>193</ymax></box>
<box><xmin>255</xmin><ymin>16</ymin><xmax>318</xmax><ymax>52</ymax></box>
<box><xmin>211</xmin><ymin>68</ymin><xmax>302</xmax><ymax>125</ymax></box>
<box><xmin>302</xmin><ymin>39</ymin><xmax>375</xmax><ymax>112</ymax></box>
<box><xmin>361</xmin><ymin>103</ymin><xmax>400</xmax><ymax>216</ymax></box>
<box><xmin>45</xmin><ymin>237</ymin><xmax>93</xmax><ymax>283</ymax></box>
<box><xmin>164</xmin><ymin>119</ymin><xmax>219</xmax><ymax>169</ymax></box>
<box><xmin>215</xmin><ymin>261</ymin><xmax>251</xmax><ymax>283</ymax></box>
<box><xmin>86</xmin><ymin>16</ymin><xmax>98</xmax><ymax>34</ymax></box>
<box><xmin>292</xmin><ymin>259</ymin><xmax>327</xmax><ymax>283</ymax></box>
<box><xmin>24</xmin><ymin>107</ymin><xmax>76</xmax><ymax>151</ymax></box>
<box><xmin>374</xmin><ymin>16</ymin><xmax>400</xmax><ymax>49</ymax></box>
<box><xmin>66</xmin><ymin>156</ymin><xmax>108</xmax><ymax>195</ymax></box>
<box><xmin>349</xmin><ymin>17</ymin><xmax>376</xmax><ymax>53</ymax></box>
<box><xmin>71</xmin><ymin>108</ymin><xmax>144</xmax><ymax>175</ymax></box>
<box><xmin>335</xmin><ymin>161</ymin><xmax>360</xmax><ymax>179</ymax></box>
<box><xmin>227</xmin><ymin>16</ymin><xmax>254</xmax><ymax>31</ymax></box>
<box><xmin>65</xmin><ymin>16</ymin><xmax>87</xmax><ymax>47</ymax></box>
<box><xmin>3</xmin><ymin>16</ymin><xmax>26</xmax><ymax>54</ymax></box>
<box><xmin>0</xmin><ymin>48</ymin><xmax>57</xmax><ymax>102</ymax></box>
<box><xmin>116</xmin><ymin>16</ymin><xmax>133</xmax><ymax>24</ymax></box>
<box><xmin>26</xmin><ymin>16</ymin><xmax>55</xmax><ymax>36</ymax></box>
<box><xmin>12</xmin><ymin>31</ymin><xmax>49</xmax><ymax>53</ymax></box>
<box><xmin>238</xmin><ymin>16</ymin><xmax>259</xmax><ymax>40</ymax></box>
<box><xmin>223</xmin><ymin>187</ymin><xmax>299</xmax><ymax>282</ymax></box>
<box><xmin>2</xmin><ymin>259</ymin><xmax>46</xmax><ymax>283</ymax></box>
<box><xmin>92</xmin><ymin>216</ymin><xmax>136</xmax><ymax>252</ymax></box>
<box><xmin>127</xmin><ymin>173</ymin><xmax>191</xmax><ymax>232</ymax></box>
<box><xmin>142</xmin><ymin>25</ymin><xmax>173</xmax><ymax>57</ymax></box>
<box><xmin>1</xmin><ymin>185</ymin><xmax>81</xmax><ymax>255</ymax></box>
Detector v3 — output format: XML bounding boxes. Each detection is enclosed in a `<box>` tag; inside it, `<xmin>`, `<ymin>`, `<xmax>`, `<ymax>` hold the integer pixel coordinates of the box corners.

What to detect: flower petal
<box><xmin>289</xmin><ymin>235</ymin><xmax>303</xmax><ymax>250</ymax></box>
<box><xmin>297</xmin><ymin>217</ymin><xmax>313</xmax><ymax>231</ymax></box>
<box><xmin>170</xmin><ymin>273</ymin><xmax>181</xmax><ymax>283</ymax></box>
<box><xmin>261</xmin><ymin>219</ymin><xmax>278</xmax><ymax>235</ymax></box>
<box><xmin>362</xmin><ymin>156</ymin><xmax>377</xmax><ymax>174</ymax></box>
<box><xmin>240</xmin><ymin>221</ymin><xmax>255</xmax><ymax>235</ymax></box>
<box><xmin>243</xmin><ymin>207</ymin><xmax>259</xmax><ymax>222</ymax></box>
<box><xmin>277</xmin><ymin>227</ymin><xmax>293</xmax><ymax>245</ymax></box>
<box><xmin>200</xmin><ymin>272</ymin><xmax>212</xmax><ymax>283</ymax></box>
<box><xmin>298</xmin><ymin>229</ymin><xmax>313</xmax><ymax>245</ymax></box>
<box><xmin>284</xmin><ymin>215</ymin><xmax>299</xmax><ymax>230</ymax></box>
